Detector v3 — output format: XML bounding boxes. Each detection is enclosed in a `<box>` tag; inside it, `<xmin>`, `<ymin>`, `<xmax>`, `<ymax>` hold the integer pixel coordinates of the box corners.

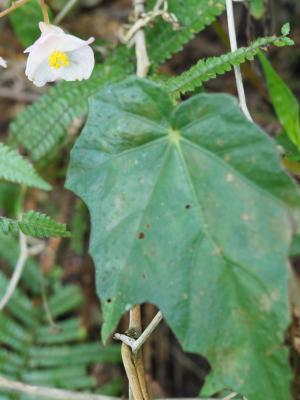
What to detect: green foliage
<box><xmin>281</xmin><ymin>22</ymin><xmax>291</xmax><ymax>36</ymax></box>
<box><xmin>9</xmin><ymin>0</ymin><xmax>51</xmax><ymax>47</ymax></box>
<box><xmin>0</xmin><ymin>143</ymin><xmax>51</xmax><ymax>190</ymax></box>
<box><xmin>290</xmin><ymin>233</ymin><xmax>300</xmax><ymax>257</ymax></box>
<box><xmin>9</xmin><ymin>0</ymin><xmax>225</xmax><ymax>162</ymax></box>
<box><xmin>259</xmin><ymin>51</ymin><xmax>300</xmax><ymax>149</ymax></box>
<box><xmin>146</xmin><ymin>0</ymin><xmax>225</xmax><ymax>67</ymax></box>
<box><xmin>276</xmin><ymin>133</ymin><xmax>300</xmax><ymax>162</ymax></box>
<box><xmin>0</xmin><ymin>183</ymin><xmax>20</xmax><ymax>216</ymax></box>
<box><xmin>66</xmin><ymin>78</ymin><xmax>300</xmax><ymax>400</ymax></box>
<box><xmin>0</xmin><ymin>216</ymin><xmax>18</xmax><ymax>236</ymax></box>
<box><xmin>70</xmin><ymin>200</ymin><xmax>89</xmax><ymax>255</ymax></box>
<box><xmin>166</xmin><ymin>34</ymin><xmax>292</xmax><ymax>96</ymax></box>
<box><xmin>9</xmin><ymin>49</ymin><xmax>133</xmax><ymax>162</ymax></box>
<box><xmin>249</xmin><ymin>0</ymin><xmax>265</xmax><ymax>19</ymax></box>
<box><xmin>0</xmin><ymin>234</ymin><xmax>122</xmax><ymax>399</ymax></box>
<box><xmin>0</xmin><ymin>211</ymin><xmax>70</xmax><ymax>238</ymax></box>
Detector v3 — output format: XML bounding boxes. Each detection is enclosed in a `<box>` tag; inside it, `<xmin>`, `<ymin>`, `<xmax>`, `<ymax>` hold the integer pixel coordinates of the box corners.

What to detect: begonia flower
<box><xmin>0</xmin><ymin>57</ymin><xmax>7</xmax><ymax>68</ymax></box>
<box><xmin>24</xmin><ymin>22</ymin><xmax>95</xmax><ymax>87</ymax></box>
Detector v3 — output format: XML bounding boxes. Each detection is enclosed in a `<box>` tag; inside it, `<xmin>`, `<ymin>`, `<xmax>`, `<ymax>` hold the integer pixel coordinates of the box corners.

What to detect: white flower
<box><xmin>0</xmin><ymin>57</ymin><xmax>7</xmax><ymax>68</ymax></box>
<box><xmin>24</xmin><ymin>22</ymin><xmax>95</xmax><ymax>87</ymax></box>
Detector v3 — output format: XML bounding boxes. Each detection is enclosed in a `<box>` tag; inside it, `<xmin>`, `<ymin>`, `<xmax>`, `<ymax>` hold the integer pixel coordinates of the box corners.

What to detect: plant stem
<box><xmin>121</xmin><ymin>343</ymin><xmax>144</xmax><ymax>400</ymax></box>
<box><xmin>0</xmin><ymin>376</ymin><xmax>117</xmax><ymax>400</ymax></box>
<box><xmin>54</xmin><ymin>0</ymin><xmax>78</xmax><ymax>24</ymax></box>
<box><xmin>0</xmin><ymin>231</ymin><xmax>28</xmax><ymax>311</ymax></box>
<box><xmin>225</xmin><ymin>0</ymin><xmax>252</xmax><ymax>121</ymax></box>
<box><xmin>40</xmin><ymin>0</ymin><xmax>50</xmax><ymax>24</ymax></box>
<box><xmin>0</xmin><ymin>374</ymin><xmax>229</xmax><ymax>400</ymax></box>
<box><xmin>0</xmin><ymin>0</ymin><xmax>29</xmax><ymax>19</ymax></box>
<box><xmin>133</xmin><ymin>0</ymin><xmax>150</xmax><ymax>77</ymax></box>
<box><xmin>132</xmin><ymin>311</ymin><xmax>163</xmax><ymax>354</ymax></box>
<box><xmin>125</xmin><ymin>2</ymin><xmax>151</xmax><ymax>398</ymax></box>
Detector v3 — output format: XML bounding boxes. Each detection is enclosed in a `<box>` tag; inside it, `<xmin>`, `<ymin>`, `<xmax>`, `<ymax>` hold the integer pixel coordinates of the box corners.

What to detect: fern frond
<box><xmin>20</xmin><ymin>211</ymin><xmax>71</xmax><ymax>237</ymax></box>
<box><xmin>0</xmin><ymin>143</ymin><xmax>51</xmax><ymax>190</ymax></box>
<box><xmin>9</xmin><ymin>48</ymin><xmax>133</xmax><ymax>161</ymax></box>
<box><xmin>147</xmin><ymin>0</ymin><xmax>225</xmax><ymax>67</ymax></box>
<box><xmin>9</xmin><ymin>0</ymin><xmax>225</xmax><ymax>162</ymax></box>
<box><xmin>0</xmin><ymin>216</ymin><xmax>19</xmax><ymax>236</ymax></box>
<box><xmin>0</xmin><ymin>211</ymin><xmax>70</xmax><ymax>238</ymax></box>
<box><xmin>0</xmin><ymin>238</ymin><xmax>122</xmax><ymax>398</ymax></box>
<box><xmin>166</xmin><ymin>35</ymin><xmax>293</xmax><ymax>96</ymax></box>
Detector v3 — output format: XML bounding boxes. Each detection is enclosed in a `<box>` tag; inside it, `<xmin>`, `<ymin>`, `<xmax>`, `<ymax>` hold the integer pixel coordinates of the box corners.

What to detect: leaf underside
<box><xmin>66</xmin><ymin>78</ymin><xmax>300</xmax><ymax>399</ymax></box>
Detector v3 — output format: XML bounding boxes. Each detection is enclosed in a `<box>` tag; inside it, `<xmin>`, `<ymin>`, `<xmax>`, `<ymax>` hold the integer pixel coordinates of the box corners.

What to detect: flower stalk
<box><xmin>40</xmin><ymin>0</ymin><xmax>50</xmax><ymax>24</ymax></box>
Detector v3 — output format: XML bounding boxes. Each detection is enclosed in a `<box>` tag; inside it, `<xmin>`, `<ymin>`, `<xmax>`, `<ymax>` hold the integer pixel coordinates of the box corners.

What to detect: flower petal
<box><xmin>0</xmin><ymin>57</ymin><xmax>7</xmax><ymax>68</ymax></box>
<box><xmin>39</xmin><ymin>22</ymin><xmax>64</xmax><ymax>35</ymax></box>
<box><xmin>27</xmin><ymin>59</ymin><xmax>58</xmax><ymax>87</ymax></box>
<box><xmin>25</xmin><ymin>22</ymin><xmax>95</xmax><ymax>86</ymax></box>
<box><xmin>59</xmin><ymin>45</ymin><xmax>95</xmax><ymax>81</ymax></box>
<box><xmin>25</xmin><ymin>35</ymin><xmax>61</xmax><ymax>78</ymax></box>
<box><xmin>56</xmin><ymin>35</ymin><xmax>95</xmax><ymax>52</ymax></box>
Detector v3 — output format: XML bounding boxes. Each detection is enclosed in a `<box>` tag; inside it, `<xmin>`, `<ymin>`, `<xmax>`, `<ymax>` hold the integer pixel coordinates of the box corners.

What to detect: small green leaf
<box><xmin>274</xmin><ymin>37</ymin><xmax>294</xmax><ymax>47</ymax></box>
<box><xmin>281</xmin><ymin>22</ymin><xmax>291</xmax><ymax>36</ymax></box>
<box><xmin>0</xmin><ymin>217</ymin><xmax>19</xmax><ymax>236</ymax></box>
<box><xmin>0</xmin><ymin>211</ymin><xmax>70</xmax><ymax>238</ymax></box>
<box><xmin>259</xmin><ymin>52</ymin><xmax>300</xmax><ymax>148</ymax></box>
<box><xmin>0</xmin><ymin>143</ymin><xmax>51</xmax><ymax>190</ymax></box>
<box><xmin>249</xmin><ymin>0</ymin><xmax>265</xmax><ymax>19</ymax></box>
<box><xmin>276</xmin><ymin>133</ymin><xmax>300</xmax><ymax>162</ymax></box>
<box><xmin>19</xmin><ymin>211</ymin><xmax>70</xmax><ymax>238</ymax></box>
<box><xmin>67</xmin><ymin>77</ymin><xmax>300</xmax><ymax>400</ymax></box>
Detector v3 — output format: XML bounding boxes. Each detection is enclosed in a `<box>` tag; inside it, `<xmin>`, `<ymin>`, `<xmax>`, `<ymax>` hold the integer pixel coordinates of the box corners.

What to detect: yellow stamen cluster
<box><xmin>49</xmin><ymin>50</ymin><xmax>69</xmax><ymax>69</ymax></box>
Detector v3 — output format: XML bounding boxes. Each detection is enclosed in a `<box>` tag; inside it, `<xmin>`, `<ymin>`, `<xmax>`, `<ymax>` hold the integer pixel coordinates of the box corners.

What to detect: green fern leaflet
<box><xmin>166</xmin><ymin>34</ymin><xmax>294</xmax><ymax>96</ymax></box>
<box><xmin>0</xmin><ymin>211</ymin><xmax>70</xmax><ymax>238</ymax></box>
<box><xmin>0</xmin><ymin>143</ymin><xmax>51</xmax><ymax>190</ymax></box>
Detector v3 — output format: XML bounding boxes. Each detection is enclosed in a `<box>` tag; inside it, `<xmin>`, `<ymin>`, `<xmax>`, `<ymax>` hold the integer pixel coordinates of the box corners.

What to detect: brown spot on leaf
<box><xmin>138</xmin><ymin>232</ymin><xmax>145</xmax><ymax>239</ymax></box>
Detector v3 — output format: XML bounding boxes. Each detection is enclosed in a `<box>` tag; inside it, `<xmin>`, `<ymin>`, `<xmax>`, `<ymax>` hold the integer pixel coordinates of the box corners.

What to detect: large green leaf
<box><xmin>66</xmin><ymin>78</ymin><xmax>300</xmax><ymax>400</ymax></box>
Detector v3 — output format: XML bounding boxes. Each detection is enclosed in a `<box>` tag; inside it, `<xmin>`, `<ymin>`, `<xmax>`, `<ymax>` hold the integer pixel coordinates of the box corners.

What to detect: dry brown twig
<box><xmin>0</xmin><ymin>374</ymin><xmax>240</xmax><ymax>400</ymax></box>
<box><xmin>120</xmin><ymin>0</ymin><xmax>179</xmax><ymax>49</ymax></box>
<box><xmin>132</xmin><ymin>0</ymin><xmax>150</xmax><ymax>78</ymax></box>
<box><xmin>0</xmin><ymin>0</ymin><xmax>29</xmax><ymax>18</ymax></box>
